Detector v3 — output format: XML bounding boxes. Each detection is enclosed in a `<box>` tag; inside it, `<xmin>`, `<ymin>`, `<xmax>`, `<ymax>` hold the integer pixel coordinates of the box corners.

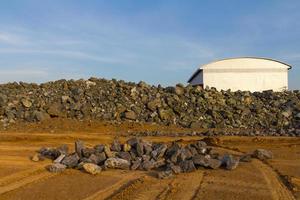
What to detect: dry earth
<box><xmin>0</xmin><ymin>121</ymin><xmax>299</xmax><ymax>200</ymax></box>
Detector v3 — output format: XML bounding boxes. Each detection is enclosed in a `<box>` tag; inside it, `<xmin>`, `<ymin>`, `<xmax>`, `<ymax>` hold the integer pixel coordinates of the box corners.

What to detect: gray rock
<box><xmin>240</xmin><ymin>154</ymin><xmax>252</xmax><ymax>162</ymax></box>
<box><xmin>46</xmin><ymin>163</ymin><xmax>66</xmax><ymax>173</ymax></box>
<box><xmin>192</xmin><ymin>154</ymin><xmax>210</xmax><ymax>167</ymax></box>
<box><xmin>53</xmin><ymin>154</ymin><xmax>66</xmax><ymax>163</ymax></box>
<box><xmin>75</xmin><ymin>140</ymin><xmax>84</xmax><ymax>158</ymax></box>
<box><xmin>82</xmin><ymin>148</ymin><xmax>95</xmax><ymax>158</ymax></box>
<box><xmin>89</xmin><ymin>152</ymin><xmax>106</xmax><ymax>164</ymax></box>
<box><xmin>207</xmin><ymin>158</ymin><xmax>222</xmax><ymax>169</ymax></box>
<box><xmin>222</xmin><ymin>154</ymin><xmax>239</xmax><ymax>170</ymax></box>
<box><xmin>151</xmin><ymin>144</ymin><xmax>167</xmax><ymax>160</ymax></box>
<box><xmin>136</xmin><ymin>141</ymin><xmax>144</xmax><ymax>157</ymax></box>
<box><xmin>117</xmin><ymin>152</ymin><xmax>132</xmax><ymax>161</ymax></box>
<box><xmin>142</xmin><ymin>160</ymin><xmax>156</xmax><ymax>171</ymax></box>
<box><xmin>105</xmin><ymin>158</ymin><xmax>130</xmax><ymax>169</ymax></box>
<box><xmin>131</xmin><ymin>158</ymin><xmax>142</xmax><ymax>170</ymax></box>
<box><xmin>61</xmin><ymin>153</ymin><xmax>80</xmax><ymax>168</ymax></box>
<box><xmin>94</xmin><ymin>144</ymin><xmax>105</xmax><ymax>153</ymax></box>
<box><xmin>157</xmin><ymin>170</ymin><xmax>173</xmax><ymax>179</ymax></box>
<box><xmin>111</xmin><ymin>140</ymin><xmax>122</xmax><ymax>152</ymax></box>
<box><xmin>179</xmin><ymin>160</ymin><xmax>196</xmax><ymax>172</ymax></box>
<box><xmin>252</xmin><ymin>149</ymin><xmax>273</xmax><ymax>160</ymax></box>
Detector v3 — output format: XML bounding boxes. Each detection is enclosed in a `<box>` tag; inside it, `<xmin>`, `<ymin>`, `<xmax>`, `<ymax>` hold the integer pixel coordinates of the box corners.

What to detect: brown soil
<box><xmin>0</xmin><ymin>120</ymin><xmax>299</xmax><ymax>200</ymax></box>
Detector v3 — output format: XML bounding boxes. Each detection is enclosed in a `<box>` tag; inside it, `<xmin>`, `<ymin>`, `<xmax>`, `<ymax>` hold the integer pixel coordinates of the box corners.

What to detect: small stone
<box><xmin>252</xmin><ymin>149</ymin><xmax>273</xmax><ymax>160</ymax></box>
<box><xmin>151</xmin><ymin>144</ymin><xmax>167</xmax><ymax>160</ymax></box>
<box><xmin>142</xmin><ymin>160</ymin><xmax>156</xmax><ymax>171</ymax></box>
<box><xmin>21</xmin><ymin>99</ymin><xmax>32</xmax><ymax>108</ymax></box>
<box><xmin>222</xmin><ymin>154</ymin><xmax>239</xmax><ymax>170</ymax></box>
<box><xmin>61</xmin><ymin>153</ymin><xmax>80</xmax><ymax>168</ymax></box>
<box><xmin>192</xmin><ymin>154</ymin><xmax>210</xmax><ymax>167</ymax></box>
<box><xmin>169</xmin><ymin>164</ymin><xmax>182</xmax><ymax>174</ymax></box>
<box><xmin>136</xmin><ymin>142</ymin><xmax>144</xmax><ymax>156</ymax></box>
<box><xmin>83</xmin><ymin>163</ymin><xmax>102</xmax><ymax>175</ymax></box>
<box><xmin>46</xmin><ymin>163</ymin><xmax>66</xmax><ymax>173</ymax></box>
<box><xmin>104</xmin><ymin>145</ymin><xmax>114</xmax><ymax>158</ymax></box>
<box><xmin>117</xmin><ymin>152</ymin><xmax>132</xmax><ymax>161</ymax></box>
<box><xmin>53</xmin><ymin>154</ymin><xmax>66</xmax><ymax>163</ymax></box>
<box><xmin>131</xmin><ymin>158</ymin><xmax>142</xmax><ymax>170</ymax></box>
<box><xmin>123</xmin><ymin>143</ymin><xmax>131</xmax><ymax>152</ymax></box>
<box><xmin>240</xmin><ymin>154</ymin><xmax>252</xmax><ymax>162</ymax></box>
<box><xmin>127</xmin><ymin>137</ymin><xmax>139</xmax><ymax>146</ymax></box>
<box><xmin>111</xmin><ymin>140</ymin><xmax>122</xmax><ymax>152</ymax></box>
<box><xmin>207</xmin><ymin>158</ymin><xmax>222</xmax><ymax>169</ymax></box>
<box><xmin>82</xmin><ymin>148</ymin><xmax>95</xmax><ymax>158</ymax></box>
<box><xmin>180</xmin><ymin>160</ymin><xmax>196</xmax><ymax>172</ymax></box>
<box><xmin>89</xmin><ymin>152</ymin><xmax>106</xmax><ymax>164</ymax></box>
<box><xmin>31</xmin><ymin>154</ymin><xmax>40</xmax><ymax>162</ymax></box>
<box><xmin>94</xmin><ymin>144</ymin><xmax>105</xmax><ymax>153</ymax></box>
<box><xmin>75</xmin><ymin>140</ymin><xmax>84</xmax><ymax>158</ymax></box>
<box><xmin>105</xmin><ymin>158</ymin><xmax>130</xmax><ymax>169</ymax></box>
<box><xmin>124</xmin><ymin>111</ymin><xmax>137</xmax><ymax>120</ymax></box>
<box><xmin>157</xmin><ymin>170</ymin><xmax>173</xmax><ymax>179</ymax></box>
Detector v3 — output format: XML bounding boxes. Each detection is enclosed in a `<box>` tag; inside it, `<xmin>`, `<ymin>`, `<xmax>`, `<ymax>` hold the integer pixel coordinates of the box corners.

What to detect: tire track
<box><xmin>82</xmin><ymin>173</ymin><xmax>144</xmax><ymax>200</ymax></box>
<box><xmin>253</xmin><ymin>160</ymin><xmax>295</xmax><ymax>200</ymax></box>
<box><xmin>217</xmin><ymin>145</ymin><xmax>296</xmax><ymax>200</ymax></box>
<box><xmin>0</xmin><ymin>165</ymin><xmax>57</xmax><ymax>195</ymax></box>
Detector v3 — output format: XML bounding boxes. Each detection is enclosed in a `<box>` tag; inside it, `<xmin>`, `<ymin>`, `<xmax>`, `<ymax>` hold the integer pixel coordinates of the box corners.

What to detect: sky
<box><xmin>0</xmin><ymin>0</ymin><xmax>299</xmax><ymax>89</ymax></box>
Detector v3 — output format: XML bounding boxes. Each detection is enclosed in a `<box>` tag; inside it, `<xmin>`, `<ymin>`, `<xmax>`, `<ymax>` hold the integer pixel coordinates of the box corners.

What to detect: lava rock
<box><xmin>61</xmin><ymin>153</ymin><xmax>80</xmax><ymax>168</ymax></box>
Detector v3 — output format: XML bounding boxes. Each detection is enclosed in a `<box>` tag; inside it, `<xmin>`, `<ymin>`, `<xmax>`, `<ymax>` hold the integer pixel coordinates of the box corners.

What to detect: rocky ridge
<box><xmin>0</xmin><ymin>77</ymin><xmax>300</xmax><ymax>136</ymax></box>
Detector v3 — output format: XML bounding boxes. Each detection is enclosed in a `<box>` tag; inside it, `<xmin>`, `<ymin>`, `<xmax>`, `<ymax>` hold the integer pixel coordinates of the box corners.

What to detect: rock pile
<box><xmin>35</xmin><ymin>138</ymin><xmax>273</xmax><ymax>178</ymax></box>
<box><xmin>1</xmin><ymin>77</ymin><xmax>300</xmax><ymax>135</ymax></box>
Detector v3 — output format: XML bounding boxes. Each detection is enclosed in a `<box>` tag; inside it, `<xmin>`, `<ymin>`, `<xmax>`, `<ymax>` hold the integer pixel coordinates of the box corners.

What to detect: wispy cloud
<box><xmin>0</xmin><ymin>32</ymin><xmax>28</xmax><ymax>45</ymax></box>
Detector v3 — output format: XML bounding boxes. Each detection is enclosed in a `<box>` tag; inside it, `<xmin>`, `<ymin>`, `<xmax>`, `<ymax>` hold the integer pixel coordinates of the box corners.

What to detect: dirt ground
<box><xmin>0</xmin><ymin>120</ymin><xmax>299</xmax><ymax>200</ymax></box>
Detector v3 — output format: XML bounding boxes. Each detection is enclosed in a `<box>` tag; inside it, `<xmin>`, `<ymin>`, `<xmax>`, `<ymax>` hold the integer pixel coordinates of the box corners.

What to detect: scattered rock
<box><xmin>31</xmin><ymin>153</ymin><xmax>41</xmax><ymax>162</ymax></box>
<box><xmin>157</xmin><ymin>170</ymin><xmax>173</xmax><ymax>179</ymax></box>
<box><xmin>75</xmin><ymin>140</ymin><xmax>84</xmax><ymax>158</ymax></box>
<box><xmin>61</xmin><ymin>153</ymin><xmax>80</xmax><ymax>168</ymax></box>
<box><xmin>46</xmin><ymin>163</ymin><xmax>66</xmax><ymax>173</ymax></box>
<box><xmin>222</xmin><ymin>154</ymin><xmax>239</xmax><ymax>170</ymax></box>
<box><xmin>105</xmin><ymin>158</ymin><xmax>130</xmax><ymax>169</ymax></box>
<box><xmin>53</xmin><ymin>154</ymin><xmax>66</xmax><ymax>163</ymax></box>
<box><xmin>252</xmin><ymin>149</ymin><xmax>273</xmax><ymax>160</ymax></box>
<box><xmin>83</xmin><ymin>163</ymin><xmax>102</xmax><ymax>175</ymax></box>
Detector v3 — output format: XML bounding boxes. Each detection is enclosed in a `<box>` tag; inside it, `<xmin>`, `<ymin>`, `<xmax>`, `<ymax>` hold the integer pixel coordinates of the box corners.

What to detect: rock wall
<box><xmin>0</xmin><ymin>77</ymin><xmax>299</xmax><ymax>133</ymax></box>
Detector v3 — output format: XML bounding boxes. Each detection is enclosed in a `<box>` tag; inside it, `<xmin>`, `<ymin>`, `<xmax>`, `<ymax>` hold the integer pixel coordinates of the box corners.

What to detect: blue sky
<box><xmin>0</xmin><ymin>0</ymin><xmax>299</xmax><ymax>89</ymax></box>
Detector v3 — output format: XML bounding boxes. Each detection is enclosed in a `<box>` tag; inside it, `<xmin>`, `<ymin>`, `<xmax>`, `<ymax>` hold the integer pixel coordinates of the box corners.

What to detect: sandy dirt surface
<box><xmin>0</xmin><ymin>122</ymin><xmax>299</xmax><ymax>200</ymax></box>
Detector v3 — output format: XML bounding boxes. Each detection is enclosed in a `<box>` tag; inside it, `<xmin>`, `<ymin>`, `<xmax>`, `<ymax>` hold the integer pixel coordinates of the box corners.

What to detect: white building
<box><xmin>188</xmin><ymin>57</ymin><xmax>291</xmax><ymax>92</ymax></box>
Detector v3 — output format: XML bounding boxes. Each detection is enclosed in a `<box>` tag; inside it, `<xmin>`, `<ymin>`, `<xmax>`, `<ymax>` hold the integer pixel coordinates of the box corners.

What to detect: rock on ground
<box><xmin>83</xmin><ymin>163</ymin><xmax>102</xmax><ymax>175</ymax></box>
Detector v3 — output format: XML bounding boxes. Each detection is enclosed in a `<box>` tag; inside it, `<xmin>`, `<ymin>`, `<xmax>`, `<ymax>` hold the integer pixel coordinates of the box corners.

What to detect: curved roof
<box><xmin>188</xmin><ymin>57</ymin><xmax>292</xmax><ymax>83</ymax></box>
<box><xmin>201</xmin><ymin>57</ymin><xmax>292</xmax><ymax>70</ymax></box>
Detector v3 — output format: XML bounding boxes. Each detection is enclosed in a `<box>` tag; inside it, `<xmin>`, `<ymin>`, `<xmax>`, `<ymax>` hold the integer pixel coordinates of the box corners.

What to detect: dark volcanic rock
<box><xmin>179</xmin><ymin>160</ymin><xmax>196</xmax><ymax>172</ymax></box>
<box><xmin>61</xmin><ymin>153</ymin><xmax>80</xmax><ymax>168</ymax></box>
<box><xmin>75</xmin><ymin>140</ymin><xmax>84</xmax><ymax>158</ymax></box>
